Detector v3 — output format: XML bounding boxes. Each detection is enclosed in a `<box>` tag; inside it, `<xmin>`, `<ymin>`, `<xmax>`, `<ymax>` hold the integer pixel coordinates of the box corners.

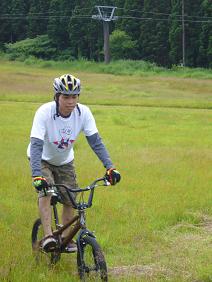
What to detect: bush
<box><xmin>4</xmin><ymin>35</ymin><xmax>57</xmax><ymax>60</ymax></box>
<box><xmin>56</xmin><ymin>49</ymin><xmax>75</xmax><ymax>61</ymax></box>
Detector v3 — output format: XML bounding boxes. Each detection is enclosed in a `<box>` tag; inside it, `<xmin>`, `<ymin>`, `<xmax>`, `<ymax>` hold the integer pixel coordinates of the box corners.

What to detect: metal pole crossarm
<box><xmin>94</xmin><ymin>6</ymin><xmax>117</xmax><ymax>22</ymax></box>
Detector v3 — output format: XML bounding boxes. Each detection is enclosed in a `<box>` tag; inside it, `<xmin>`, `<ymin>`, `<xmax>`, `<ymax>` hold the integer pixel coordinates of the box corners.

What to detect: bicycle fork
<box><xmin>76</xmin><ymin>210</ymin><xmax>96</xmax><ymax>268</ymax></box>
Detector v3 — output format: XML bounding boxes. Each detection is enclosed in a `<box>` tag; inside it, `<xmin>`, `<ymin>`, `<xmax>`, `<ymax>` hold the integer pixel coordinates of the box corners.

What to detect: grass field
<box><xmin>0</xmin><ymin>60</ymin><xmax>212</xmax><ymax>281</ymax></box>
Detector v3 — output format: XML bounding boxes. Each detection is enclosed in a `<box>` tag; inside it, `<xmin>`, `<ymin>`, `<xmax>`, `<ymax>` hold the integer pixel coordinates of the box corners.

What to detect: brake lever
<box><xmin>42</xmin><ymin>186</ymin><xmax>57</xmax><ymax>196</ymax></box>
<box><xmin>103</xmin><ymin>178</ymin><xmax>111</xmax><ymax>186</ymax></box>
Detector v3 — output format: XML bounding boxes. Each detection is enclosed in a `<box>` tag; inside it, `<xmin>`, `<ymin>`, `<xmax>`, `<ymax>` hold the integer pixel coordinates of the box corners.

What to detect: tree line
<box><xmin>0</xmin><ymin>0</ymin><xmax>211</xmax><ymax>67</ymax></box>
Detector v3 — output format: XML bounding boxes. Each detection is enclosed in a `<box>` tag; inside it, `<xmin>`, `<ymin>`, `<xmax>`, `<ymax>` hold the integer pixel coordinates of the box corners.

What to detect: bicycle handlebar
<box><xmin>44</xmin><ymin>176</ymin><xmax>110</xmax><ymax>209</ymax></box>
<box><xmin>48</xmin><ymin>176</ymin><xmax>110</xmax><ymax>193</ymax></box>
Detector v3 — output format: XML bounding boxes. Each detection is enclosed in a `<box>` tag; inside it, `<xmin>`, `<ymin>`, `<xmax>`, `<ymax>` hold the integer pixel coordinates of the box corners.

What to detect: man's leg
<box><xmin>38</xmin><ymin>195</ymin><xmax>52</xmax><ymax>237</ymax></box>
<box><xmin>38</xmin><ymin>161</ymin><xmax>56</xmax><ymax>251</ymax></box>
<box><xmin>61</xmin><ymin>204</ymin><xmax>77</xmax><ymax>252</ymax></box>
<box><xmin>62</xmin><ymin>204</ymin><xmax>75</xmax><ymax>237</ymax></box>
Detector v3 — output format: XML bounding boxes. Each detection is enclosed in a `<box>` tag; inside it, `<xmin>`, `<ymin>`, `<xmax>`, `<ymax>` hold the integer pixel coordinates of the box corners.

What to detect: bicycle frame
<box><xmin>44</xmin><ymin>177</ymin><xmax>109</xmax><ymax>252</ymax></box>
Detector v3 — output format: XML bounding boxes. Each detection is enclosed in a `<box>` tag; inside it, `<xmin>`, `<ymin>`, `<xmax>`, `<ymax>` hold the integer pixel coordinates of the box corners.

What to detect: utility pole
<box><xmin>103</xmin><ymin>21</ymin><xmax>110</xmax><ymax>64</ymax></box>
<box><xmin>182</xmin><ymin>0</ymin><xmax>185</xmax><ymax>66</ymax></box>
<box><xmin>92</xmin><ymin>6</ymin><xmax>118</xmax><ymax>64</ymax></box>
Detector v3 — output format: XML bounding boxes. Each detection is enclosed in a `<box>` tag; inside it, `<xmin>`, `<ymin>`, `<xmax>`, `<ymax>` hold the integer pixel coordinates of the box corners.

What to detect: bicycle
<box><xmin>31</xmin><ymin>176</ymin><xmax>109</xmax><ymax>281</ymax></box>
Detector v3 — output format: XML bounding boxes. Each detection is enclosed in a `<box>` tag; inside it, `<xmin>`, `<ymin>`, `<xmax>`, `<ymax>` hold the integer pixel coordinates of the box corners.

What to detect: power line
<box><xmin>0</xmin><ymin>11</ymin><xmax>211</xmax><ymax>24</ymax></box>
<box><xmin>116</xmin><ymin>7</ymin><xmax>212</xmax><ymax>20</ymax></box>
<box><xmin>0</xmin><ymin>15</ymin><xmax>93</xmax><ymax>20</ymax></box>
<box><xmin>118</xmin><ymin>15</ymin><xmax>212</xmax><ymax>23</ymax></box>
<box><xmin>0</xmin><ymin>14</ymin><xmax>211</xmax><ymax>23</ymax></box>
<box><xmin>0</xmin><ymin>6</ymin><xmax>91</xmax><ymax>19</ymax></box>
<box><xmin>5</xmin><ymin>7</ymin><xmax>93</xmax><ymax>15</ymax></box>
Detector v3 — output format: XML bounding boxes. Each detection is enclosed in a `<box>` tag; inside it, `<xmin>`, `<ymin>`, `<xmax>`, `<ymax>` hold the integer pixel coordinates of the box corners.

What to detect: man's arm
<box><xmin>30</xmin><ymin>137</ymin><xmax>44</xmax><ymax>177</ymax></box>
<box><xmin>86</xmin><ymin>132</ymin><xmax>114</xmax><ymax>169</ymax></box>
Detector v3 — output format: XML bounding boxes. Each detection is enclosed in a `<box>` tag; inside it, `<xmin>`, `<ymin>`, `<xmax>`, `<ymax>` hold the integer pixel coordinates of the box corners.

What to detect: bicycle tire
<box><xmin>77</xmin><ymin>235</ymin><xmax>108</xmax><ymax>281</ymax></box>
<box><xmin>31</xmin><ymin>218</ymin><xmax>61</xmax><ymax>265</ymax></box>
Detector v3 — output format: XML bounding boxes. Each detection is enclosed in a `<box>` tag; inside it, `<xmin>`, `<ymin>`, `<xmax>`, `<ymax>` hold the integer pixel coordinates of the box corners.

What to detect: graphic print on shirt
<box><xmin>53</xmin><ymin>127</ymin><xmax>75</xmax><ymax>152</ymax></box>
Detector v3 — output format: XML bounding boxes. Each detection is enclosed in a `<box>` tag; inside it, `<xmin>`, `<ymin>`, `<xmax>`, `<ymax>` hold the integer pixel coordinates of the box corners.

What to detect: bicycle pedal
<box><xmin>61</xmin><ymin>244</ymin><xmax>77</xmax><ymax>253</ymax></box>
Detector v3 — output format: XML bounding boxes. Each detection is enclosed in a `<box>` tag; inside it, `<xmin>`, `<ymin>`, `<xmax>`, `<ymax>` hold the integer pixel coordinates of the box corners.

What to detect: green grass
<box><xmin>1</xmin><ymin>55</ymin><xmax>212</xmax><ymax>79</ymax></box>
<box><xmin>0</xmin><ymin>61</ymin><xmax>212</xmax><ymax>281</ymax></box>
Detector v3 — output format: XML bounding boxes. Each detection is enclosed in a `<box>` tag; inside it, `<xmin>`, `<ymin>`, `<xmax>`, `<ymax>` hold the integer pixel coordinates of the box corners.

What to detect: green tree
<box><xmin>140</xmin><ymin>0</ymin><xmax>171</xmax><ymax>66</ymax></box>
<box><xmin>10</xmin><ymin>0</ymin><xmax>29</xmax><ymax>42</ymax></box>
<box><xmin>169</xmin><ymin>0</ymin><xmax>205</xmax><ymax>67</ymax></box>
<box><xmin>184</xmin><ymin>0</ymin><xmax>203</xmax><ymax>67</ymax></box>
<box><xmin>169</xmin><ymin>0</ymin><xmax>182</xmax><ymax>65</ymax></box>
<box><xmin>110</xmin><ymin>29</ymin><xmax>138</xmax><ymax>59</ymax></box>
<box><xmin>28</xmin><ymin>0</ymin><xmax>50</xmax><ymax>38</ymax></box>
<box><xmin>207</xmin><ymin>37</ymin><xmax>212</xmax><ymax>67</ymax></box>
<box><xmin>198</xmin><ymin>0</ymin><xmax>212</xmax><ymax>67</ymax></box>
<box><xmin>116</xmin><ymin>0</ymin><xmax>144</xmax><ymax>48</ymax></box>
<box><xmin>0</xmin><ymin>0</ymin><xmax>13</xmax><ymax>45</ymax></box>
<box><xmin>47</xmin><ymin>0</ymin><xmax>73</xmax><ymax>50</ymax></box>
<box><xmin>69</xmin><ymin>1</ymin><xmax>103</xmax><ymax>60</ymax></box>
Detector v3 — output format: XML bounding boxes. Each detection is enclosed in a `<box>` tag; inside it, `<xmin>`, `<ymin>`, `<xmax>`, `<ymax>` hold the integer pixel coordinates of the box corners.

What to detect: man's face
<box><xmin>58</xmin><ymin>94</ymin><xmax>79</xmax><ymax>116</ymax></box>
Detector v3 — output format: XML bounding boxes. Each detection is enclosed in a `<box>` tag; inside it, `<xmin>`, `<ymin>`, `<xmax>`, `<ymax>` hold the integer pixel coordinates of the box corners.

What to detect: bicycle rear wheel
<box><xmin>77</xmin><ymin>236</ymin><xmax>108</xmax><ymax>281</ymax></box>
<box><xmin>31</xmin><ymin>218</ymin><xmax>61</xmax><ymax>265</ymax></box>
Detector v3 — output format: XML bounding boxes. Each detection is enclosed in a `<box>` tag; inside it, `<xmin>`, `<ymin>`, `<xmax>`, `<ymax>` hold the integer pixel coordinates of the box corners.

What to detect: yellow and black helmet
<box><xmin>53</xmin><ymin>74</ymin><xmax>81</xmax><ymax>95</ymax></box>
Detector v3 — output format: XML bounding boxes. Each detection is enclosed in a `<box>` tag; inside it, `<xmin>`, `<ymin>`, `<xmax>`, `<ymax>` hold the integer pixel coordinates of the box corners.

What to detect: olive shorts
<box><xmin>39</xmin><ymin>160</ymin><xmax>78</xmax><ymax>206</ymax></box>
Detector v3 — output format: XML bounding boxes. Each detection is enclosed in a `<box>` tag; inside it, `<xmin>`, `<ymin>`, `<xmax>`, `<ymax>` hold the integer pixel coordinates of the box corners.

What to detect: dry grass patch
<box><xmin>109</xmin><ymin>264</ymin><xmax>170</xmax><ymax>280</ymax></box>
<box><xmin>107</xmin><ymin>213</ymin><xmax>212</xmax><ymax>281</ymax></box>
<box><xmin>0</xmin><ymin>61</ymin><xmax>212</xmax><ymax>108</ymax></box>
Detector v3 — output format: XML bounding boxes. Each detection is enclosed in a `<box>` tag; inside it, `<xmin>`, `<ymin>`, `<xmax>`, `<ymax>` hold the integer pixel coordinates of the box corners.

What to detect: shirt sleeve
<box><xmin>82</xmin><ymin>106</ymin><xmax>98</xmax><ymax>137</ymax></box>
<box><xmin>30</xmin><ymin>106</ymin><xmax>47</xmax><ymax>140</ymax></box>
<box><xmin>86</xmin><ymin>133</ymin><xmax>113</xmax><ymax>169</ymax></box>
<box><xmin>30</xmin><ymin>137</ymin><xmax>44</xmax><ymax>177</ymax></box>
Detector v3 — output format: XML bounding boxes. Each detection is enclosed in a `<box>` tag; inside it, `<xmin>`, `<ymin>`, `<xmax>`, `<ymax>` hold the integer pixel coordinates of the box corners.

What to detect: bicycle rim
<box><xmin>31</xmin><ymin>218</ymin><xmax>61</xmax><ymax>266</ymax></box>
<box><xmin>77</xmin><ymin>236</ymin><xmax>108</xmax><ymax>281</ymax></box>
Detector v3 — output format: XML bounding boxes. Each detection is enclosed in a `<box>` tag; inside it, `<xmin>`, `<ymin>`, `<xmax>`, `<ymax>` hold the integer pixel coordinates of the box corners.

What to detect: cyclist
<box><xmin>27</xmin><ymin>74</ymin><xmax>121</xmax><ymax>252</ymax></box>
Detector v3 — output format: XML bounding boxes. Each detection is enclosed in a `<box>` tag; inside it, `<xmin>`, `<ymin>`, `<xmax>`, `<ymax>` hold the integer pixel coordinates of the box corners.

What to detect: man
<box><xmin>27</xmin><ymin>74</ymin><xmax>121</xmax><ymax>252</ymax></box>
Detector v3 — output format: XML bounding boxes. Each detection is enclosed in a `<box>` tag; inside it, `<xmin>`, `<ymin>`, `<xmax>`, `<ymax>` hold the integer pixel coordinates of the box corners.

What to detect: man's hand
<box><xmin>106</xmin><ymin>168</ymin><xmax>121</xmax><ymax>185</ymax></box>
<box><xmin>33</xmin><ymin>176</ymin><xmax>48</xmax><ymax>191</ymax></box>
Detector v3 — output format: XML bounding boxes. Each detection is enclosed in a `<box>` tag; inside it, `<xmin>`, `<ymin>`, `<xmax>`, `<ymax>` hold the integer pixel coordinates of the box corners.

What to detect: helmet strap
<box><xmin>54</xmin><ymin>93</ymin><xmax>60</xmax><ymax>119</ymax></box>
<box><xmin>76</xmin><ymin>104</ymin><xmax>81</xmax><ymax>116</ymax></box>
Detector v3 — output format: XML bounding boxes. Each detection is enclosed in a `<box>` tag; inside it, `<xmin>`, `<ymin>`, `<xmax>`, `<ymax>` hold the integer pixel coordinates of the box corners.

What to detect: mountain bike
<box><xmin>31</xmin><ymin>176</ymin><xmax>109</xmax><ymax>281</ymax></box>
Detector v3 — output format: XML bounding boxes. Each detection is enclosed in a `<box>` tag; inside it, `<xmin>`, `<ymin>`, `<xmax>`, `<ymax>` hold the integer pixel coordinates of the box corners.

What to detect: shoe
<box><xmin>42</xmin><ymin>235</ymin><xmax>57</xmax><ymax>252</ymax></box>
<box><xmin>62</xmin><ymin>239</ymin><xmax>77</xmax><ymax>253</ymax></box>
<box><xmin>65</xmin><ymin>241</ymin><xmax>77</xmax><ymax>253</ymax></box>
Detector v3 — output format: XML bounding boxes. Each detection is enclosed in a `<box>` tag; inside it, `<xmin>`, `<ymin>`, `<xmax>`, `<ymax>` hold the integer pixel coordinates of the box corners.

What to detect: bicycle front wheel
<box><xmin>31</xmin><ymin>218</ymin><xmax>61</xmax><ymax>265</ymax></box>
<box><xmin>77</xmin><ymin>236</ymin><xmax>108</xmax><ymax>281</ymax></box>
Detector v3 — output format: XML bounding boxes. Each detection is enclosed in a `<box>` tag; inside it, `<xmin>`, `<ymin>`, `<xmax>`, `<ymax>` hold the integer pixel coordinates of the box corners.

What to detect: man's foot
<box><xmin>42</xmin><ymin>235</ymin><xmax>57</xmax><ymax>252</ymax></box>
<box><xmin>62</xmin><ymin>239</ymin><xmax>77</xmax><ymax>253</ymax></box>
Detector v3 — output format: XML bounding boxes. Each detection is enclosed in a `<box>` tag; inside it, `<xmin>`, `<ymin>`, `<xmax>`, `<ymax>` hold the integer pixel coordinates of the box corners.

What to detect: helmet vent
<box><xmin>60</xmin><ymin>84</ymin><xmax>65</xmax><ymax>91</ymax></box>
